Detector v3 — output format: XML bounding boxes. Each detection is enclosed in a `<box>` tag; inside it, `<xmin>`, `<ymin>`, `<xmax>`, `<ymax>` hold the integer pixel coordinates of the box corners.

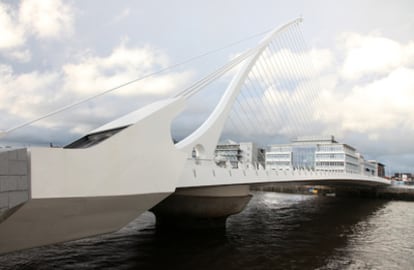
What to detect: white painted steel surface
<box><xmin>29</xmin><ymin>98</ymin><xmax>186</xmax><ymax>198</ymax></box>
<box><xmin>0</xmin><ymin>97</ymin><xmax>187</xmax><ymax>254</ymax></box>
<box><xmin>176</xmin><ymin>18</ymin><xmax>303</xmax><ymax>159</ymax></box>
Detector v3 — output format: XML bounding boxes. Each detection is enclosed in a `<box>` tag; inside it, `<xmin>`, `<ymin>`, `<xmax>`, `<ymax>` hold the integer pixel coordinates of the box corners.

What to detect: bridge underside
<box><xmin>150</xmin><ymin>185</ymin><xmax>252</xmax><ymax>231</ymax></box>
<box><xmin>0</xmin><ymin>192</ymin><xmax>170</xmax><ymax>255</ymax></box>
<box><xmin>252</xmin><ymin>179</ymin><xmax>386</xmax><ymax>198</ymax></box>
<box><xmin>252</xmin><ymin>179</ymin><xmax>388</xmax><ymax>189</ymax></box>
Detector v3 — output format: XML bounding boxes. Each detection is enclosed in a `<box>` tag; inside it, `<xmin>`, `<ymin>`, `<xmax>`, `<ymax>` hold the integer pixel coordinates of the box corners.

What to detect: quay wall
<box><xmin>253</xmin><ymin>183</ymin><xmax>414</xmax><ymax>201</ymax></box>
<box><xmin>0</xmin><ymin>149</ymin><xmax>30</xmax><ymax>214</ymax></box>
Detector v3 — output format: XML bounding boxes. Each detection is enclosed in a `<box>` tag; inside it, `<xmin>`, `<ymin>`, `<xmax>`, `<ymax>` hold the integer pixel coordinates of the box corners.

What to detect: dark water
<box><xmin>1</xmin><ymin>192</ymin><xmax>414</xmax><ymax>269</ymax></box>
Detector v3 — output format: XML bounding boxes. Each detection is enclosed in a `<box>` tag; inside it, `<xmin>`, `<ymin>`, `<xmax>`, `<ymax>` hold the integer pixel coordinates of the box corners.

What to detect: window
<box><xmin>65</xmin><ymin>127</ymin><xmax>127</xmax><ymax>149</ymax></box>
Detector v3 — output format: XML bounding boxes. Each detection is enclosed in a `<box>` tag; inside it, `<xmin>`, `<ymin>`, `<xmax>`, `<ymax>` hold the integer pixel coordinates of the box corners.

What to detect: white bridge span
<box><xmin>0</xmin><ymin>18</ymin><xmax>390</xmax><ymax>254</ymax></box>
<box><xmin>179</xmin><ymin>159</ymin><xmax>390</xmax><ymax>189</ymax></box>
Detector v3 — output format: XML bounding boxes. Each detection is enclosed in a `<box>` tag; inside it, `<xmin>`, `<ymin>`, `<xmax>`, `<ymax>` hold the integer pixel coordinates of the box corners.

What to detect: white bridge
<box><xmin>0</xmin><ymin>18</ymin><xmax>390</xmax><ymax>254</ymax></box>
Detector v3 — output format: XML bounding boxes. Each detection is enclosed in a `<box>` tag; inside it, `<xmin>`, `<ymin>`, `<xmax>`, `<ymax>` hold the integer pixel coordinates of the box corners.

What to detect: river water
<box><xmin>1</xmin><ymin>192</ymin><xmax>414</xmax><ymax>269</ymax></box>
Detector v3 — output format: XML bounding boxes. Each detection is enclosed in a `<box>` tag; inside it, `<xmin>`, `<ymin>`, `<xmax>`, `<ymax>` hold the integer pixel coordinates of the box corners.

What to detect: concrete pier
<box><xmin>150</xmin><ymin>185</ymin><xmax>252</xmax><ymax>230</ymax></box>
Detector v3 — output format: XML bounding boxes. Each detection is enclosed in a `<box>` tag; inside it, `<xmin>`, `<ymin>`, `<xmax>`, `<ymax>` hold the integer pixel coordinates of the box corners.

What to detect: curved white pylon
<box><xmin>176</xmin><ymin>18</ymin><xmax>303</xmax><ymax>159</ymax></box>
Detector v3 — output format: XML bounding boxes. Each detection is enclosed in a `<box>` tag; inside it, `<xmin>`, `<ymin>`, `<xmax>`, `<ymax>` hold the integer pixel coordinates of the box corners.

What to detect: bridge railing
<box><xmin>179</xmin><ymin>158</ymin><xmax>390</xmax><ymax>188</ymax></box>
<box><xmin>186</xmin><ymin>157</ymin><xmax>373</xmax><ymax>176</ymax></box>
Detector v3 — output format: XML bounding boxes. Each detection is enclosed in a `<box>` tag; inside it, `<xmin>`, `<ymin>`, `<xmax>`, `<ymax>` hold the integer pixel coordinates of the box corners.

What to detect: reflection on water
<box><xmin>1</xmin><ymin>192</ymin><xmax>414</xmax><ymax>269</ymax></box>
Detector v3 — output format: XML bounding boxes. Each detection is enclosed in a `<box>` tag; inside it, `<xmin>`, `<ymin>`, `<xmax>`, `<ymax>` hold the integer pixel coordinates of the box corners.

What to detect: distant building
<box><xmin>362</xmin><ymin>159</ymin><xmax>376</xmax><ymax>176</ymax></box>
<box><xmin>393</xmin><ymin>173</ymin><xmax>413</xmax><ymax>182</ymax></box>
<box><xmin>215</xmin><ymin>140</ymin><xmax>265</xmax><ymax>169</ymax></box>
<box><xmin>215</xmin><ymin>141</ymin><xmax>240</xmax><ymax>168</ymax></box>
<box><xmin>368</xmin><ymin>160</ymin><xmax>386</xmax><ymax>177</ymax></box>
<box><xmin>266</xmin><ymin>135</ymin><xmax>385</xmax><ymax>176</ymax></box>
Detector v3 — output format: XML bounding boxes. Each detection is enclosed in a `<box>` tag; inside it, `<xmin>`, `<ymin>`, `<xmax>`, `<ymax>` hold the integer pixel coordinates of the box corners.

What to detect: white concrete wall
<box><xmin>0</xmin><ymin>149</ymin><xmax>29</xmax><ymax>213</ymax></box>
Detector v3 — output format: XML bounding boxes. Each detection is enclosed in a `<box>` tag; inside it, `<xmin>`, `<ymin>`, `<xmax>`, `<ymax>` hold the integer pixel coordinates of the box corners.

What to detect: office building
<box><xmin>266</xmin><ymin>136</ymin><xmax>384</xmax><ymax>176</ymax></box>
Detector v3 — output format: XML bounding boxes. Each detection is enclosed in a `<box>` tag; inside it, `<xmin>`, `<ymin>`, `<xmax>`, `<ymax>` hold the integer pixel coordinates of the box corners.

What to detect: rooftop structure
<box><xmin>291</xmin><ymin>135</ymin><xmax>337</xmax><ymax>144</ymax></box>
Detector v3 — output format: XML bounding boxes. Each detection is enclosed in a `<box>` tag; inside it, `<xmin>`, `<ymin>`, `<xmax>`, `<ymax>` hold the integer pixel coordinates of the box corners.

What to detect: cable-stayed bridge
<box><xmin>0</xmin><ymin>18</ymin><xmax>390</xmax><ymax>254</ymax></box>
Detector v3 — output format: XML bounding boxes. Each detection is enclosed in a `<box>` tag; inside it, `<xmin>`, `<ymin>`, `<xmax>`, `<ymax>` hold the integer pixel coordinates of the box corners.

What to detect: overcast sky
<box><xmin>0</xmin><ymin>0</ymin><xmax>413</xmax><ymax>173</ymax></box>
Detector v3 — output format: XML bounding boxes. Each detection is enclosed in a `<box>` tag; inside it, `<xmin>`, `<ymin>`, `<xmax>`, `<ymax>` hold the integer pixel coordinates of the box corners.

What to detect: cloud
<box><xmin>0</xmin><ymin>2</ymin><xmax>25</xmax><ymax>50</ymax></box>
<box><xmin>19</xmin><ymin>0</ymin><xmax>74</xmax><ymax>39</ymax></box>
<box><xmin>62</xmin><ymin>41</ymin><xmax>192</xmax><ymax>97</ymax></box>
<box><xmin>339</xmin><ymin>32</ymin><xmax>414</xmax><ymax>80</ymax></box>
<box><xmin>5</xmin><ymin>48</ymin><xmax>31</xmax><ymax>62</ymax></box>
<box><xmin>0</xmin><ymin>0</ymin><xmax>74</xmax><ymax>62</ymax></box>
<box><xmin>309</xmin><ymin>48</ymin><xmax>335</xmax><ymax>75</ymax></box>
<box><xmin>0</xmin><ymin>2</ymin><xmax>28</xmax><ymax>62</ymax></box>
<box><xmin>320</xmin><ymin>67</ymin><xmax>414</xmax><ymax>134</ymax></box>
<box><xmin>311</xmin><ymin>32</ymin><xmax>414</xmax><ymax>163</ymax></box>
<box><xmin>109</xmin><ymin>8</ymin><xmax>131</xmax><ymax>25</ymax></box>
<box><xmin>0</xmin><ymin>64</ymin><xmax>60</xmax><ymax>119</ymax></box>
<box><xmin>0</xmin><ymin>42</ymin><xmax>193</xmax><ymax>143</ymax></box>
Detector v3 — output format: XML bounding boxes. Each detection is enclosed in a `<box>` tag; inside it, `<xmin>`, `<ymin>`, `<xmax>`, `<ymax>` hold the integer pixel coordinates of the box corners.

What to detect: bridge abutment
<box><xmin>150</xmin><ymin>185</ymin><xmax>252</xmax><ymax>231</ymax></box>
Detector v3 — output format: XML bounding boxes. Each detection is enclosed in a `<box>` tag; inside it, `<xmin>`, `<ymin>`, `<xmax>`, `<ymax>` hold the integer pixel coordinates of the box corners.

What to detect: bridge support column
<box><xmin>150</xmin><ymin>185</ymin><xmax>251</xmax><ymax>231</ymax></box>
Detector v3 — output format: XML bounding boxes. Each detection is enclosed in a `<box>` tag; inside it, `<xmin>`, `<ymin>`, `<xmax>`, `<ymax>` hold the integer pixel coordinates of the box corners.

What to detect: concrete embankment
<box><xmin>375</xmin><ymin>186</ymin><xmax>414</xmax><ymax>201</ymax></box>
<box><xmin>252</xmin><ymin>184</ymin><xmax>414</xmax><ymax>201</ymax></box>
<box><xmin>252</xmin><ymin>184</ymin><xmax>314</xmax><ymax>194</ymax></box>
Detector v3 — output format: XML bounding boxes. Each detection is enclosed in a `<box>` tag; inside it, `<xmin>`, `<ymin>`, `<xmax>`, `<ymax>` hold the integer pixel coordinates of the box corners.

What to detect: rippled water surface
<box><xmin>1</xmin><ymin>192</ymin><xmax>414</xmax><ymax>269</ymax></box>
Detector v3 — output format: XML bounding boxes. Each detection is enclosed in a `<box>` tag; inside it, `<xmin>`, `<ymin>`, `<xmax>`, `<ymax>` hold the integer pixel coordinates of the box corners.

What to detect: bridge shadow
<box><xmin>0</xmin><ymin>193</ymin><xmax>389</xmax><ymax>270</ymax></box>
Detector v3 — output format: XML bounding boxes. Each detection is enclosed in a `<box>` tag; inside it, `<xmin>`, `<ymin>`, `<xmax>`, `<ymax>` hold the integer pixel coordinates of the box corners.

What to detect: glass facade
<box><xmin>292</xmin><ymin>145</ymin><xmax>316</xmax><ymax>169</ymax></box>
